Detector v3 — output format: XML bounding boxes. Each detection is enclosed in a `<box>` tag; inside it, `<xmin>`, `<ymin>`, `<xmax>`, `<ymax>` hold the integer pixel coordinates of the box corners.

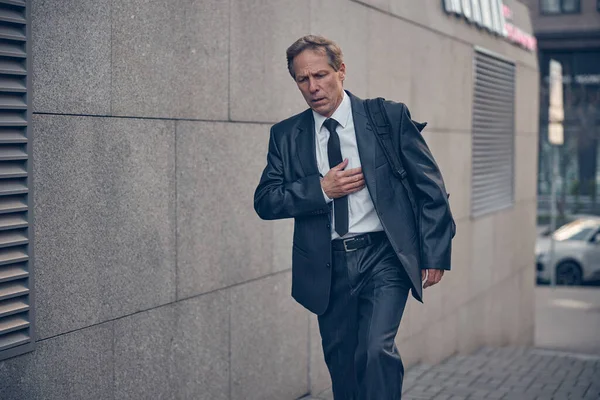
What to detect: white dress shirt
<box><xmin>313</xmin><ymin>91</ymin><xmax>384</xmax><ymax>240</ymax></box>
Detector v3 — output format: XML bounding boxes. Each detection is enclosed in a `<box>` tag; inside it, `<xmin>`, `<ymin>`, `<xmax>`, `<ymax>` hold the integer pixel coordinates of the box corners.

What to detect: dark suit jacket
<box><xmin>254</xmin><ymin>91</ymin><xmax>455</xmax><ymax>315</ymax></box>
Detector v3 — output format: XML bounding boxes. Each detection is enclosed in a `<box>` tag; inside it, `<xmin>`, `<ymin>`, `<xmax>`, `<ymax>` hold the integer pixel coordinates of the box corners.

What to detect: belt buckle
<box><xmin>343</xmin><ymin>237</ymin><xmax>357</xmax><ymax>252</ymax></box>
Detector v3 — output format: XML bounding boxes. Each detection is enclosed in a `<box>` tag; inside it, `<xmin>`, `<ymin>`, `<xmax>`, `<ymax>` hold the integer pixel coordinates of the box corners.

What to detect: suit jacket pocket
<box><xmin>292</xmin><ymin>243</ymin><xmax>310</xmax><ymax>259</ymax></box>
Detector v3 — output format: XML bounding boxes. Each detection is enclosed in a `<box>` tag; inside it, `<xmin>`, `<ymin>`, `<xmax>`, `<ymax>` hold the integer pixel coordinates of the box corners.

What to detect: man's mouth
<box><xmin>312</xmin><ymin>97</ymin><xmax>326</xmax><ymax>104</ymax></box>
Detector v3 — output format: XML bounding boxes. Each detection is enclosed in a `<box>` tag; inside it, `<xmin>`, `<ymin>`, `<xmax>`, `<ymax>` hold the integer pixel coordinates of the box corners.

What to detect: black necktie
<box><xmin>324</xmin><ymin>118</ymin><xmax>348</xmax><ymax>237</ymax></box>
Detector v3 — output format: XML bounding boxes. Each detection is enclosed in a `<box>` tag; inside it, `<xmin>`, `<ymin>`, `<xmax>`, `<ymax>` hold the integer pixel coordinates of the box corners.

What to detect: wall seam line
<box><xmin>35</xmin><ymin>269</ymin><xmax>293</xmax><ymax>343</ymax></box>
<box><xmin>228</xmin><ymin>289</ymin><xmax>232</xmax><ymax>400</ymax></box>
<box><xmin>31</xmin><ymin>111</ymin><xmax>278</xmax><ymax>126</ymax></box>
<box><xmin>109</xmin><ymin>0</ymin><xmax>113</xmax><ymax>115</ymax></box>
<box><xmin>111</xmin><ymin>319</ymin><xmax>116</xmax><ymax>400</ymax></box>
<box><xmin>227</xmin><ymin>0</ymin><xmax>232</xmax><ymax>122</ymax></box>
<box><xmin>174</xmin><ymin>121</ymin><xmax>179</xmax><ymax>302</ymax></box>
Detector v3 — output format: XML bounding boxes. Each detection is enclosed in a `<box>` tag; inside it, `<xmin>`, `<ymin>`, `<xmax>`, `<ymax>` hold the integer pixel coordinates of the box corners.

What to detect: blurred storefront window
<box><xmin>538</xmin><ymin>51</ymin><xmax>600</xmax><ymax>215</ymax></box>
<box><xmin>540</xmin><ymin>0</ymin><xmax>581</xmax><ymax>14</ymax></box>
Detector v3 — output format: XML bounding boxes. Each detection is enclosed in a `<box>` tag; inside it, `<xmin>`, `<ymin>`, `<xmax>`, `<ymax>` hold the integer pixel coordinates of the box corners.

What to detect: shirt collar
<box><xmin>313</xmin><ymin>91</ymin><xmax>352</xmax><ymax>133</ymax></box>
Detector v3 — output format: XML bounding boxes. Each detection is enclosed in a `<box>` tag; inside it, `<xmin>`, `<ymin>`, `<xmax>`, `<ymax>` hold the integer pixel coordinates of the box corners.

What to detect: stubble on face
<box><xmin>292</xmin><ymin>49</ymin><xmax>345</xmax><ymax>117</ymax></box>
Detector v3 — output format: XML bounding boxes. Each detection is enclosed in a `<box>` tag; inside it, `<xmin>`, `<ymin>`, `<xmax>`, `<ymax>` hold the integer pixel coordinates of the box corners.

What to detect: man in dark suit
<box><xmin>254</xmin><ymin>35</ymin><xmax>455</xmax><ymax>400</ymax></box>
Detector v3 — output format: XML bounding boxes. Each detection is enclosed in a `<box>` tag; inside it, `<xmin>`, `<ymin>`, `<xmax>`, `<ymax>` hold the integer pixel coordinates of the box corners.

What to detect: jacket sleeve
<box><xmin>398</xmin><ymin>104</ymin><xmax>455</xmax><ymax>270</ymax></box>
<box><xmin>254</xmin><ymin>127</ymin><xmax>330</xmax><ymax>220</ymax></box>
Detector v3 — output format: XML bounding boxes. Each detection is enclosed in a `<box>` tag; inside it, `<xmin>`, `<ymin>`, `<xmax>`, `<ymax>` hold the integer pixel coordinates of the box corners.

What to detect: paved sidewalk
<box><xmin>535</xmin><ymin>286</ymin><xmax>600</xmax><ymax>355</ymax></box>
<box><xmin>304</xmin><ymin>346</ymin><xmax>600</xmax><ymax>400</ymax></box>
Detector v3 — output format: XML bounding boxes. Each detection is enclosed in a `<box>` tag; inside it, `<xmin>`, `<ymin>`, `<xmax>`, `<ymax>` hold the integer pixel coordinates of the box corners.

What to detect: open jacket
<box><xmin>254</xmin><ymin>91</ymin><xmax>455</xmax><ymax>315</ymax></box>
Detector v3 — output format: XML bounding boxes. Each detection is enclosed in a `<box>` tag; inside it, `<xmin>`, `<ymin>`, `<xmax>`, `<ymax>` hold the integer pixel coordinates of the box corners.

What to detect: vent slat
<box><xmin>0</xmin><ymin>145</ymin><xmax>26</xmax><ymax>160</ymax></box>
<box><xmin>0</xmin><ymin>163</ymin><xmax>26</xmax><ymax>178</ymax></box>
<box><xmin>0</xmin><ymin>196</ymin><xmax>27</xmax><ymax>214</ymax></box>
<box><xmin>0</xmin><ymin>9</ymin><xmax>26</xmax><ymax>25</ymax></box>
<box><xmin>0</xmin><ymin>24</ymin><xmax>25</xmax><ymax>41</ymax></box>
<box><xmin>0</xmin><ymin>263</ymin><xmax>27</xmax><ymax>282</ymax></box>
<box><xmin>0</xmin><ymin>81</ymin><xmax>25</xmax><ymax>93</ymax></box>
<box><xmin>473</xmin><ymin>175</ymin><xmax>514</xmax><ymax>189</ymax></box>
<box><xmin>0</xmin><ymin>246</ymin><xmax>28</xmax><ymax>266</ymax></box>
<box><xmin>0</xmin><ymin>214</ymin><xmax>27</xmax><ymax>231</ymax></box>
<box><xmin>0</xmin><ymin>297</ymin><xmax>27</xmax><ymax>318</ymax></box>
<box><xmin>0</xmin><ymin>314</ymin><xmax>29</xmax><ymax>336</ymax></box>
<box><xmin>0</xmin><ymin>128</ymin><xmax>26</xmax><ymax>143</ymax></box>
<box><xmin>0</xmin><ymin>93</ymin><xmax>26</xmax><ymax>109</ymax></box>
<box><xmin>0</xmin><ymin>42</ymin><xmax>24</xmax><ymax>58</ymax></box>
<box><xmin>0</xmin><ymin>329</ymin><xmax>28</xmax><ymax>352</ymax></box>
<box><xmin>0</xmin><ymin>280</ymin><xmax>28</xmax><ymax>301</ymax></box>
<box><xmin>0</xmin><ymin>230</ymin><xmax>27</xmax><ymax>248</ymax></box>
<box><xmin>0</xmin><ymin>1</ymin><xmax>26</xmax><ymax>7</ymax></box>
<box><xmin>472</xmin><ymin>162</ymin><xmax>513</xmax><ymax>171</ymax></box>
<box><xmin>0</xmin><ymin>111</ymin><xmax>26</xmax><ymax>125</ymax></box>
<box><xmin>0</xmin><ymin>59</ymin><xmax>25</xmax><ymax>75</ymax></box>
<box><xmin>0</xmin><ymin>180</ymin><xmax>27</xmax><ymax>195</ymax></box>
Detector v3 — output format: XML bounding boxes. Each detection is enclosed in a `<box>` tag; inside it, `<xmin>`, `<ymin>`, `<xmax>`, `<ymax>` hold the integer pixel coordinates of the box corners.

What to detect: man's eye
<box><xmin>298</xmin><ymin>77</ymin><xmax>307</xmax><ymax>83</ymax></box>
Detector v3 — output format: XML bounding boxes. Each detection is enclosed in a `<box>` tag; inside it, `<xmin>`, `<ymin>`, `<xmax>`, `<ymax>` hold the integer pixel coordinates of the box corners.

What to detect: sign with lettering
<box><xmin>442</xmin><ymin>0</ymin><xmax>537</xmax><ymax>51</ymax></box>
<box><xmin>502</xmin><ymin>4</ymin><xmax>537</xmax><ymax>51</ymax></box>
<box><xmin>548</xmin><ymin>60</ymin><xmax>564</xmax><ymax>145</ymax></box>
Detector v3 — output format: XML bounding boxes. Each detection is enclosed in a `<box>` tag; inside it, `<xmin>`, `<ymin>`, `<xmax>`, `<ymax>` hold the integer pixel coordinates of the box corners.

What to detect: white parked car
<box><xmin>536</xmin><ymin>217</ymin><xmax>600</xmax><ymax>285</ymax></box>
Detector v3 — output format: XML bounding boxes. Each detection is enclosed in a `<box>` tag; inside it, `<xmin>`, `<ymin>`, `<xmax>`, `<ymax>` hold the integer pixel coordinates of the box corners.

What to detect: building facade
<box><xmin>0</xmin><ymin>1</ymin><xmax>538</xmax><ymax>399</ymax></box>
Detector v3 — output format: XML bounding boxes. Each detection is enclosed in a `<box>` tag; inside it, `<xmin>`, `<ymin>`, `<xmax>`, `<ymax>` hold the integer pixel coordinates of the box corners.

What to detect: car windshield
<box><xmin>553</xmin><ymin>220</ymin><xmax>599</xmax><ymax>242</ymax></box>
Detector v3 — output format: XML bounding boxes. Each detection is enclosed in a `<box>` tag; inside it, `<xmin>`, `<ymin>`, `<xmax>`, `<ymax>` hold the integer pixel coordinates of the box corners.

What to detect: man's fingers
<box><xmin>342</xmin><ymin>179</ymin><xmax>365</xmax><ymax>192</ymax></box>
<box><xmin>333</xmin><ymin>159</ymin><xmax>349</xmax><ymax>170</ymax></box>
<box><xmin>423</xmin><ymin>269</ymin><xmax>444</xmax><ymax>289</ymax></box>
<box><xmin>423</xmin><ymin>276</ymin><xmax>432</xmax><ymax>289</ymax></box>
<box><xmin>340</xmin><ymin>166</ymin><xmax>362</xmax><ymax>176</ymax></box>
<box><xmin>423</xmin><ymin>277</ymin><xmax>435</xmax><ymax>289</ymax></box>
<box><xmin>341</xmin><ymin>173</ymin><xmax>364</xmax><ymax>185</ymax></box>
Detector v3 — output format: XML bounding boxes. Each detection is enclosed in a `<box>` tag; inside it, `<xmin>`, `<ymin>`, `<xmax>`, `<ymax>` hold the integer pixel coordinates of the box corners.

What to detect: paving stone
<box><xmin>311</xmin><ymin>346</ymin><xmax>599</xmax><ymax>399</ymax></box>
<box><xmin>485</xmin><ymin>391</ymin><xmax>507</xmax><ymax>399</ymax></box>
<box><xmin>399</xmin><ymin>347</ymin><xmax>600</xmax><ymax>400</ymax></box>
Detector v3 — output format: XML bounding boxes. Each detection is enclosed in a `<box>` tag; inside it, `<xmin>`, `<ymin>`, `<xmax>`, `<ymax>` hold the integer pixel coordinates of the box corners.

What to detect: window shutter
<box><xmin>471</xmin><ymin>49</ymin><xmax>516</xmax><ymax>217</ymax></box>
<box><xmin>0</xmin><ymin>0</ymin><xmax>33</xmax><ymax>361</ymax></box>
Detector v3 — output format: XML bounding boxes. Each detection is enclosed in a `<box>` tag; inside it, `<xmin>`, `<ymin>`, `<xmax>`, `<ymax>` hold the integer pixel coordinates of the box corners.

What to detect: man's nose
<box><xmin>308</xmin><ymin>78</ymin><xmax>318</xmax><ymax>93</ymax></box>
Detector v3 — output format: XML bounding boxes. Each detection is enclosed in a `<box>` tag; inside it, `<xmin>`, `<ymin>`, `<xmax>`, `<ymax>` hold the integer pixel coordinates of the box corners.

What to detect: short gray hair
<box><xmin>286</xmin><ymin>35</ymin><xmax>344</xmax><ymax>79</ymax></box>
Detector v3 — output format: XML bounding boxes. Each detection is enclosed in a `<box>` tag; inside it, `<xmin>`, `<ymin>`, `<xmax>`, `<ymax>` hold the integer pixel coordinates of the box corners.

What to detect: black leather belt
<box><xmin>331</xmin><ymin>231</ymin><xmax>387</xmax><ymax>252</ymax></box>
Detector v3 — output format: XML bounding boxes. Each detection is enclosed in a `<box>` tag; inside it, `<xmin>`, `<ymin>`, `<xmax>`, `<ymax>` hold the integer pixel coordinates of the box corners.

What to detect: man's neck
<box><xmin>317</xmin><ymin>90</ymin><xmax>345</xmax><ymax>118</ymax></box>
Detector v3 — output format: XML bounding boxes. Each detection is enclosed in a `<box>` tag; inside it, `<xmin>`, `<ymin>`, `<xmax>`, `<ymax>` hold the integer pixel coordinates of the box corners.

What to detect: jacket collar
<box><xmin>312</xmin><ymin>90</ymin><xmax>352</xmax><ymax>133</ymax></box>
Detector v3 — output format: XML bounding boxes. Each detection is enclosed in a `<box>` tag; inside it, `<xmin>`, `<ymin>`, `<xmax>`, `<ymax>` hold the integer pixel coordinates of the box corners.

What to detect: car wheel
<box><xmin>555</xmin><ymin>261</ymin><xmax>583</xmax><ymax>286</ymax></box>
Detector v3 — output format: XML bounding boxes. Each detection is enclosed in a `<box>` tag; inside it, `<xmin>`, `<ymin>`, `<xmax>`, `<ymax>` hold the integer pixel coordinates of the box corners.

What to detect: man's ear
<box><xmin>339</xmin><ymin>63</ymin><xmax>346</xmax><ymax>81</ymax></box>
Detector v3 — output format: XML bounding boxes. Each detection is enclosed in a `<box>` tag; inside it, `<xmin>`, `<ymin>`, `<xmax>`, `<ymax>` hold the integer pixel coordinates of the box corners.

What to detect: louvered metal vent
<box><xmin>471</xmin><ymin>48</ymin><xmax>516</xmax><ymax>217</ymax></box>
<box><xmin>0</xmin><ymin>0</ymin><xmax>33</xmax><ymax>361</ymax></box>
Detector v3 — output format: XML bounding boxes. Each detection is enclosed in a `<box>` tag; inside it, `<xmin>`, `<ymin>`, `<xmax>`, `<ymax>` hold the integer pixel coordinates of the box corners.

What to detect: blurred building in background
<box><xmin>523</xmin><ymin>0</ymin><xmax>600</xmax><ymax>218</ymax></box>
<box><xmin>0</xmin><ymin>1</ymin><xmax>539</xmax><ymax>399</ymax></box>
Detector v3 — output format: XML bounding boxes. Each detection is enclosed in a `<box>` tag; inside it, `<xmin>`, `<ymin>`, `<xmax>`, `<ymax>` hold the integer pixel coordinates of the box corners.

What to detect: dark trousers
<box><xmin>318</xmin><ymin>235</ymin><xmax>411</xmax><ymax>400</ymax></box>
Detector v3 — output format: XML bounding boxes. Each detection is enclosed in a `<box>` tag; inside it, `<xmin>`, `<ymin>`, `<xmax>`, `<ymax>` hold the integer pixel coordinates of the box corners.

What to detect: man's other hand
<box><xmin>321</xmin><ymin>159</ymin><xmax>365</xmax><ymax>199</ymax></box>
<box><xmin>422</xmin><ymin>269</ymin><xmax>444</xmax><ymax>289</ymax></box>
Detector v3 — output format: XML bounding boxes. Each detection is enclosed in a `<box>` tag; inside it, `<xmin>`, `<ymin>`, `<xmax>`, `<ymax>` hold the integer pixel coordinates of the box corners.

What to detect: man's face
<box><xmin>292</xmin><ymin>49</ymin><xmax>345</xmax><ymax>118</ymax></box>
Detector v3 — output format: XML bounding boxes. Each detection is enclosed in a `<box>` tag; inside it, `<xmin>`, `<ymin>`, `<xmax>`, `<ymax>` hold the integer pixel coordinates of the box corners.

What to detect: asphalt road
<box><xmin>535</xmin><ymin>285</ymin><xmax>600</xmax><ymax>355</ymax></box>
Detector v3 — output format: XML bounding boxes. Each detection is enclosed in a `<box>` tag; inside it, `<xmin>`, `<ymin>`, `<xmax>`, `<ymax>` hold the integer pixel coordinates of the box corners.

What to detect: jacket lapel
<box><xmin>348</xmin><ymin>91</ymin><xmax>378</xmax><ymax>204</ymax></box>
<box><xmin>295</xmin><ymin>109</ymin><xmax>320</xmax><ymax>177</ymax></box>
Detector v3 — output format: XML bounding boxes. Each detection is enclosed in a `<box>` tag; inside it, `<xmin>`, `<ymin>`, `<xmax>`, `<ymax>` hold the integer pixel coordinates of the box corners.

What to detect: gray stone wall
<box><xmin>0</xmin><ymin>1</ymin><xmax>538</xmax><ymax>399</ymax></box>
